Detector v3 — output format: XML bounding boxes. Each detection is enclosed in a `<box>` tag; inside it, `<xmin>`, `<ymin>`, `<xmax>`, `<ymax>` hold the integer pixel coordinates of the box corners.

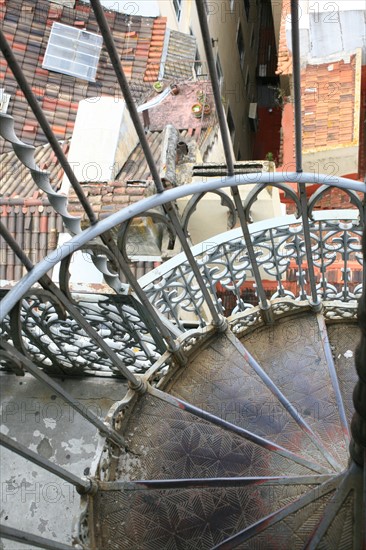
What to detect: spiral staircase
<box><xmin>1</xmin><ymin>1</ymin><xmax>366</xmax><ymax>549</ymax></box>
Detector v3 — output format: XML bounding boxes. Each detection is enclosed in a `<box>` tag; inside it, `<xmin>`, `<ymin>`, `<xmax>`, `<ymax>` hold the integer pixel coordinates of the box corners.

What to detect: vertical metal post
<box><xmin>290</xmin><ymin>0</ymin><xmax>303</xmax><ymax>174</ymax></box>
<box><xmin>0</xmin><ymin>221</ymin><xmax>147</xmax><ymax>389</ymax></box>
<box><xmin>195</xmin><ymin>0</ymin><xmax>272</xmax><ymax>322</ymax></box>
<box><xmin>349</xmin><ymin>210</ymin><xmax>366</xmax><ymax>467</ymax></box>
<box><xmin>90</xmin><ymin>0</ymin><xmax>226</xmax><ymax>330</ymax></box>
<box><xmin>0</xmin><ymin>30</ymin><xmax>184</xmax><ymax>360</ymax></box>
<box><xmin>291</xmin><ymin>0</ymin><xmax>320</xmax><ymax>309</ymax></box>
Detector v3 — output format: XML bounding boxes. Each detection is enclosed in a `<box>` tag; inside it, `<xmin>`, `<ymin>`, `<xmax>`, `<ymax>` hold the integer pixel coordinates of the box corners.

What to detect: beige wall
<box><xmin>157</xmin><ymin>0</ymin><xmax>193</xmax><ymax>33</ymax></box>
<box><xmin>177</xmin><ymin>162</ymin><xmax>281</xmax><ymax>245</ymax></box>
<box><xmin>157</xmin><ymin>0</ymin><xmax>262</xmax><ymax>161</ymax></box>
<box><xmin>303</xmin><ymin>146</ymin><xmax>360</xmax><ymax>178</ymax></box>
<box><xmin>271</xmin><ymin>0</ymin><xmax>282</xmax><ymax>52</ymax></box>
<box><xmin>202</xmin><ymin>0</ymin><xmax>261</xmax><ymax>160</ymax></box>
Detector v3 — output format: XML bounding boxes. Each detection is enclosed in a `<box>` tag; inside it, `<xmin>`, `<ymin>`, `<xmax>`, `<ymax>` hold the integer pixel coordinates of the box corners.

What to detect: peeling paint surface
<box><xmin>0</xmin><ymin>372</ymin><xmax>127</xmax><ymax>549</ymax></box>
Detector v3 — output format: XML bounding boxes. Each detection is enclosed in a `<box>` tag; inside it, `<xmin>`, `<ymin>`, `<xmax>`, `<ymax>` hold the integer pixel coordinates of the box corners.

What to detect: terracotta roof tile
<box><xmin>1</xmin><ymin>0</ymin><xmax>195</xmax><ymax>154</ymax></box>
<box><xmin>276</xmin><ymin>0</ymin><xmax>292</xmax><ymax>76</ymax></box>
<box><xmin>0</xmin><ymin>139</ymin><xmax>69</xmax><ymax>199</ymax></box>
<box><xmin>298</xmin><ymin>55</ymin><xmax>360</xmax><ymax>152</ymax></box>
<box><xmin>279</xmin><ymin>52</ymin><xmax>362</xmax><ymax>179</ymax></box>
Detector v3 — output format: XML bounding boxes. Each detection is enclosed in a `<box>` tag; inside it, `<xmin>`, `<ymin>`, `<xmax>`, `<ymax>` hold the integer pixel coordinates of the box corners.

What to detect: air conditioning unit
<box><xmin>248</xmin><ymin>102</ymin><xmax>258</xmax><ymax>132</ymax></box>
<box><xmin>0</xmin><ymin>89</ymin><xmax>11</xmax><ymax>113</ymax></box>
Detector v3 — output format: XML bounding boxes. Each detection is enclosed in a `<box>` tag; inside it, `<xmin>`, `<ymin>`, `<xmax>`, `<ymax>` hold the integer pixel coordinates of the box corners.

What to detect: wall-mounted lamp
<box><xmin>211</xmin><ymin>38</ymin><xmax>218</xmax><ymax>47</ymax></box>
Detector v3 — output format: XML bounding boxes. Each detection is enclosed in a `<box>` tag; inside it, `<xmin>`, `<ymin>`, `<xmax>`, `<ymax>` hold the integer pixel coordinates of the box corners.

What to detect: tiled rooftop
<box><xmin>301</xmin><ymin>55</ymin><xmax>360</xmax><ymax>152</ymax></box>
<box><xmin>279</xmin><ymin>53</ymin><xmax>360</xmax><ymax>167</ymax></box>
<box><xmin>276</xmin><ymin>0</ymin><xmax>292</xmax><ymax>76</ymax></box>
<box><xmin>0</xmin><ymin>140</ymin><xmax>69</xmax><ymax>198</ymax></box>
<box><xmin>67</xmin><ymin>129</ymin><xmax>192</xmax><ymax>220</ymax></box>
<box><xmin>0</xmin><ymin>0</ymin><xmax>197</xmax><ymax>153</ymax></box>
<box><xmin>0</xmin><ymin>199</ymin><xmax>63</xmax><ymax>280</ymax></box>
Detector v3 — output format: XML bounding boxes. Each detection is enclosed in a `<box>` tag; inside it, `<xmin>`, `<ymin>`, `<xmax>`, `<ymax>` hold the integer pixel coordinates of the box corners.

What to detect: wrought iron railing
<box><xmin>0</xmin><ymin>0</ymin><xmax>365</xmax><ymax>547</ymax></box>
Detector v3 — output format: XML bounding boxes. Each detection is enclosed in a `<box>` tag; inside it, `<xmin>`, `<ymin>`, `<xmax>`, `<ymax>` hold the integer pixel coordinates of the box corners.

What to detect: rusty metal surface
<box><xmin>327</xmin><ymin>323</ymin><xmax>359</xmax><ymax>429</ymax></box>
<box><xmin>117</xmin><ymin>394</ymin><xmax>321</xmax><ymax>481</ymax></box>
<box><xmin>166</xmin><ymin>330</ymin><xmax>335</xmax><ymax>471</ymax></box>
<box><xmin>92</xmin><ymin>483</ymin><xmax>316</xmax><ymax>550</ymax></box>
<box><xmin>241</xmin><ymin>314</ymin><xmax>349</xmax><ymax>468</ymax></box>
<box><xmin>317</xmin><ymin>492</ymin><xmax>355</xmax><ymax>550</ymax></box>
<box><xmin>235</xmin><ymin>491</ymin><xmax>335</xmax><ymax>549</ymax></box>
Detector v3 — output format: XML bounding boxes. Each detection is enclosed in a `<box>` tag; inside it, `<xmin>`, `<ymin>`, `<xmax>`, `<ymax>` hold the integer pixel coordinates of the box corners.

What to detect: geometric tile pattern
<box><xmin>118</xmin><ymin>394</ymin><xmax>320</xmax><ymax>481</ymax></box>
<box><xmin>242</xmin><ymin>314</ymin><xmax>349</xmax><ymax>468</ymax></box>
<box><xmin>167</xmin><ymin>331</ymin><xmax>336</xmax><ymax>471</ymax></box>
<box><xmin>88</xmin><ymin>313</ymin><xmax>360</xmax><ymax>549</ymax></box>
<box><xmin>317</xmin><ymin>492</ymin><xmax>355</xmax><ymax>550</ymax></box>
<box><xmin>327</xmin><ymin>324</ymin><xmax>359</xmax><ymax>429</ymax></box>
<box><xmin>93</xmin><ymin>483</ymin><xmax>315</xmax><ymax>550</ymax></box>
<box><xmin>237</xmin><ymin>491</ymin><xmax>335</xmax><ymax>549</ymax></box>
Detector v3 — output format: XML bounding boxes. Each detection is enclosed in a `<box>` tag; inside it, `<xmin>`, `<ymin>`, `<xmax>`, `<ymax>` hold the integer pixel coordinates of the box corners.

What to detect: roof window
<box><xmin>43</xmin><ymin>22</ymin><xmax>103</xmax><ymax>82</ymax></box>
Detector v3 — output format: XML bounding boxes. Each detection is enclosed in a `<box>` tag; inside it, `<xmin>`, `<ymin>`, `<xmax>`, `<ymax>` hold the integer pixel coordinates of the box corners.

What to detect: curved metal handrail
<box><xmin>1</xmin><ymin>173</ymin><xmax>364</xmax><ymax>322</ymax></box>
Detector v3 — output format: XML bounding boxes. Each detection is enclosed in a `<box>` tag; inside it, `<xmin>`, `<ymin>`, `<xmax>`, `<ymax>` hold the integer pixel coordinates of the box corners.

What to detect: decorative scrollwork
<box><xmin>308</xmin><ymin>185</ymin><xmax>364</xmax><ymax>221</ymax></box>
<box><xmin>181</xmin><ymin>190</ymin><xmax>237</xmax><ymax>237</ymax></box>
<box><xmin>73</xmin><ymin>499</ymin><xmax>91</xmax><ymax>549</ymax></box>
<box><xmin>244</xmin><ymin>182</ymin><xmax>301</xmax><ymax>221</ymax></box>
<box><xmin>229</xmin><ymin>307</ymin><xmax>263</xmax><ymax>337</ymax></box>
<box><xmin>0</xmin><ymin>290</ymin><xmax>161</xmax><ymax>376</ymax></box>
<box><xmin>140</xmin><ymin>213</ymin><xmax>363</xmax><ymax>325</ymax></box>
<box><xmin>323</xmin><ymin>302</ymin><xmax>358</xmax><ymax>321</ymax></box>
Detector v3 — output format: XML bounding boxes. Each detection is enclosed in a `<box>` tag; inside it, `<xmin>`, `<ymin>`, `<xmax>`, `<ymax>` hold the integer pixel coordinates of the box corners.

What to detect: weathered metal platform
<box><xmin>84</xmin><ymin>314</ymin><xmax>364</xmax><ymax>549</ymax></box>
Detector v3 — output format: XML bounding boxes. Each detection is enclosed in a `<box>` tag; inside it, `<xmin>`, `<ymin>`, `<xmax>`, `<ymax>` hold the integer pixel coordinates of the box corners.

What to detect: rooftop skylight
<box><xmin>42</xmin><ymin>22</ymin><xmax>103</xmax><ymax>82</ymax></box>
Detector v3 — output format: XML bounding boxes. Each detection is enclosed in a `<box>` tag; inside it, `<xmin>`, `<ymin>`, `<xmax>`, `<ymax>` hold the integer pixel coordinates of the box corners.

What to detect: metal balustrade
<box><xmin>0</xmin><ymin>0</ymin><xmax>366</xmax><ymax>547</ymax></box>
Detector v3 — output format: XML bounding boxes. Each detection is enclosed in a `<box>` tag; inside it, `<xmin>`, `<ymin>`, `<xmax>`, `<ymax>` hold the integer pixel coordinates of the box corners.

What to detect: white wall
<box><xmin>286</xmin><ymin>0</ymin><xmax>366</xmax><ymax>64</ymax></box>
<box><xmin>61</xmin><ymin>97</ymin><xmax>138</xmax><ymax>189</ymax></box>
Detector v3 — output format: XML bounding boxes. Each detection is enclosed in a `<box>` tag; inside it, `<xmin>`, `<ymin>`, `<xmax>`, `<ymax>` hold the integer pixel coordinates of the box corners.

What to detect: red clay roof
<box><xmin>279</xmin><ymin>53</ymin><xmax>360</xmax><ymax>167</ymax></box>
<box><xmin>276</xmin><ymin>0</ymin><xmax>292</xmax><ymax>76</ymax></box>
<box><xmin>301</xmin><ymin>56</ymin><xmax>359</xmax><ymax>152</ymax></box>
<box><xmin>0</xmin><ymin>0</ymin><xmax>168</xmax><ymax>153</ymax></box>
<box><xmin>0</xmin><ymin>140</ymin><xmax>69</xmax><ymax>199</ymax></box>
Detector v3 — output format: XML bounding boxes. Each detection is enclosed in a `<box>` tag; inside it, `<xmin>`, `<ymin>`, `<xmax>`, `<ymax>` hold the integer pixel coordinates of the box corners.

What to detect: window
<box><xmin>216</xmin><ymin>54</ymin><xmax>223</xmax><ymax>91</ymax></box>
<box><xmin>173</xmin><ymin>0</ymin><xmax>182</xmax><ymax>21</ymax></box>
<box><xmin>43</xmin><ymin>23</ymin><xmax>102</xmax><ymax>82</ymax></box>
<box><xmin>237</xmin><ymin>24</ymin><xmax>245</xmax><ymax>70</ymax></box>
<box><xmin>227</xmin><ymin>106</ymin><xmax>235</xmax><ymax>142</ymax></box>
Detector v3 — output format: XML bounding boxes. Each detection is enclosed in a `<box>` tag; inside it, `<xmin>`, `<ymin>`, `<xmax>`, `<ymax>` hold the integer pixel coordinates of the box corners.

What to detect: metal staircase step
<box><xmin>165</xmin><ymin>328</ymin><xmax>338</xmax><ymax>472</ymax></box>
<box><xmin>240</xmin><ymin>313</ymin><xmax>350</xmax><ymax>469</ymax></box>
<box><xmin>92</xmin><ymin>476</ymin><xmax>333</xmax><ymax>550</ymax></box>
<box><xmin>117</xmin><ymin>392</ymin><xmax>324</xmax><ymax>481</ymax></box>
<box><xmin>326</xmin><ymin>323</ymin><xmax>359</xmax><ymax>428</ymax></box>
